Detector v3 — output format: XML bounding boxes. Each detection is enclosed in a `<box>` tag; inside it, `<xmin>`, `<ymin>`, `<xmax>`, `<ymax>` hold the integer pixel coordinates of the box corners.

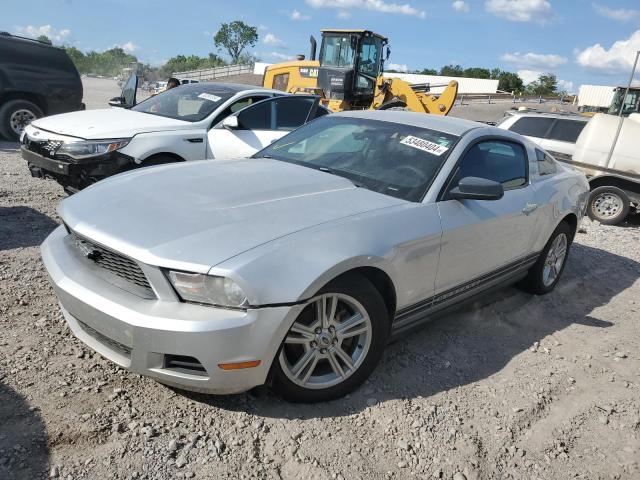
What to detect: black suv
<box><xmin>0</xmin><ymin>33</ymin><xmax>84</xmax><ymax>140</ymax></box>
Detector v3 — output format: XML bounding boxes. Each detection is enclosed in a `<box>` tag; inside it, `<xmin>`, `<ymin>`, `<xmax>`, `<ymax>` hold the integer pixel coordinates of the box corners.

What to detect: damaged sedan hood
<box><xmin>59</xmin><ymin>159</ymin><xmax>404</xmax><ymax>272</ymax></box>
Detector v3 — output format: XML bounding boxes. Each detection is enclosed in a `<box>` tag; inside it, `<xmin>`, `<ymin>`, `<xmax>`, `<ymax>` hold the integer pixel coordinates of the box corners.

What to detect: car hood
<box><xmin>59</xmin><ymin>159</ymin><xmax>405</xmax><ymax>272</ymax></box>
<box><xmin>31</xmin><ymin>108</ymin><xmax>193</xmax><ymax>139</ymax></box>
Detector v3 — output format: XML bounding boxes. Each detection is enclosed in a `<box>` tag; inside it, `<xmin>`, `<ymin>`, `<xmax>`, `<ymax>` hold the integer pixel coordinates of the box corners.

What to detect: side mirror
<box><xmin>222</xmin><ymin>116</ymin><xmax>239</xmax><ymax>130</ymax></box>
<box><xmin>109</xmin><ymin>96</ymin><xmax>125</xmax><ymax>108</ymax></box>
<box><xmin>450</xmin><ymin>176</ymin><xmax>504</xmax><ymax>201</ymax></box>
<box><xmin>385</xmin><ymin>46</ymin><xmax>391</xmax><ymax>61</ymax></box>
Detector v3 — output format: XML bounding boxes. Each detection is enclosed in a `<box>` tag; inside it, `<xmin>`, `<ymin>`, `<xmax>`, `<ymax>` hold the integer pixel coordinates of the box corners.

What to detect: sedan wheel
<box><xmin>271</xmin><ymin>274</ymin><xmax>389</xmax><ymax>402</ymax></box>
<box><xmin>542</xmin><ymin>233</ymin><xmax>568</xmax><ymax>287</ymax></box>
<box><xmin>279</xmin><ymin>293</ymin><xmax>373</xmax><ymax>389</ymax></box>
<box><xmin>521</xmin><ymin>221</ymin><xmax>572</xmax><ymax>295</ymax></box>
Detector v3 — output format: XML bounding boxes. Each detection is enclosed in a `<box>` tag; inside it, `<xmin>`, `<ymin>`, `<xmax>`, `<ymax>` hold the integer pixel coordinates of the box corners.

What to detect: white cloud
<box><xmin>501</xmin><ymin>51</ymin><xmax>567</xmax><ymax>68</ymax></box>
<box><xmin>258</xmin><ymin>25</ymin><xmax>268</xmax><ymax>31</ymax></box>
<box><xmin>116</xmin><ymin>41</ymin><xmax>139</xmax><ymax>53</ymax></box>
<box><xmin>557</xmin><ymin>79</ymin><xmax>574</xmax><ymax>93</ymax></box>
<box><xmin>14</xmin><ymin>24</ymin><xmax>71</xmax><ymax>42</ymax></box>
<box><xmin>289</xmin><ymin>9</ymin><xmax>311</xmax><ymax>20</ymax></box>
<box><xmin>337</xmin><ymin>10</ymin><xmax>352</xmax><ymax>19</ymax></box>
<box><xmin>263</xmin><ymin>51</ymin><xmax>296</xmax><ymax>61</ymax></box>
<box><xmin>517</xmin><ymin>69</ymin><xmax>543</xmax><ymax>84</ymax></box>
<box><xmin>592</xmin><ymin>3</ymin><xmax>640</xmax><ymax>22</ymax></box>
<box><xmin>263</xmin><ymin>33</ymin><xmax>285</xmax><ymax>47</ymax></box>
<box><xmin>306</xmin><ymin>0</ymin><xmax>426</xmax><ymax>18</ymax></box>
<box><xmin>387</xmin><ymin>63</ymin><xmax>409</xmax><ymax>72</ymax></box>
<box><xmin>452</xmin><ymin>1</ymin><xmax>470</xmax><ymax>13</ymax></box>
<box><xmin>576</xmin><ymin>30</ymin><xmax>640</xmax><ymax>74</ymax></box>
<box><xmin>485</xmin><ymin>0</ymin><xmax>551</xmax><ymax>22</ymax></box>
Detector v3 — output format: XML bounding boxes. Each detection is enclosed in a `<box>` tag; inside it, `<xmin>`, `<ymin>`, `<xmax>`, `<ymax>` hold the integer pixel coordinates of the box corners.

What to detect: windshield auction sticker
<box><xmin>198</xmin><ymin>93</ymin><xmax>222</xmax><ymax>102</ymax></box>
<box><xmin>400</xmin><ymin>136</ymin><xmax>449</xmax><ymax>156</ymax></box>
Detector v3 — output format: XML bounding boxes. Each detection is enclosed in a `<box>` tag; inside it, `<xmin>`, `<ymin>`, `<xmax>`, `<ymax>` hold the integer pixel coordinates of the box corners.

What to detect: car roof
<box><xmin>505</xmin><ymin>110</ymin><xmax>588</xmax><ymax>121</ymax></box>
<box><xmin>333</xmin><ymin>110</ymin><xmax>483</xmax><ymax>136</ymax></box>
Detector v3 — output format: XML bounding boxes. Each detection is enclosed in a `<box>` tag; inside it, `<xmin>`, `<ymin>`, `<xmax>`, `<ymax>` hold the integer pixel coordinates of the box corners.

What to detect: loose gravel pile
<box><xmin>1</xmin><ymin>81</ymin><xmax>639</xmax><ymax>480</ymax></box>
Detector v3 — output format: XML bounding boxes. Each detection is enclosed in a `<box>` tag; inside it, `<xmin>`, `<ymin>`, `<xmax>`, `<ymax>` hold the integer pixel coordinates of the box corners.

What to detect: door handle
<box><xmin>522</xmin><ymin>203</ymin><xmax>538</xmax><ymax>215</ymax></box>
<box><xmin>183</xmin><ymin>137</ymin><xmax>203</xmax><ymax>143</ymax></box>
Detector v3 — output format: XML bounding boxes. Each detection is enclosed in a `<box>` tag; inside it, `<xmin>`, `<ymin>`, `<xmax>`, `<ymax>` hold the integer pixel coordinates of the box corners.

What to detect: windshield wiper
<box><xmin>317</xmin><ymin>167</ymin><xmax>362</xmax><ymax>188</ymax></box>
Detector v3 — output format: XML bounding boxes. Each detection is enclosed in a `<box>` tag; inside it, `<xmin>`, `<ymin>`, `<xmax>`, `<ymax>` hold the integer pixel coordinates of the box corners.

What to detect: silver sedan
<box><xmin>41</xmin><ymin>111</ymin><xmax>590</xmax><ymax>402</ymax></box>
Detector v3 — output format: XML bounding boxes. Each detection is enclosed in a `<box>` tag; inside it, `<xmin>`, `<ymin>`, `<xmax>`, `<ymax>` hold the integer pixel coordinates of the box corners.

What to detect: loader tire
<box><xmin>377</xmin><ymin>99</ymin><xmax>408</xmax><ymax>111</ymax></box>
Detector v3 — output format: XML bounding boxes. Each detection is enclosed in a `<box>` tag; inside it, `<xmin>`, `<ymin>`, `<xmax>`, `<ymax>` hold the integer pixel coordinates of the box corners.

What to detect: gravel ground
<box><xmin>1</xmin><ymin>80</ymin><xmax>639</xmax><ymax>480</ymax></box>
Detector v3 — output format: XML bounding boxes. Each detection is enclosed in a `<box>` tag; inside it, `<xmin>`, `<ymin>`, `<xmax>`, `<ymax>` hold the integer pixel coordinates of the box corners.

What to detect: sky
<box><xmin>5</xmin><ymin>0</ymin><xmax>640</xmax><ymax>93</ymax></box>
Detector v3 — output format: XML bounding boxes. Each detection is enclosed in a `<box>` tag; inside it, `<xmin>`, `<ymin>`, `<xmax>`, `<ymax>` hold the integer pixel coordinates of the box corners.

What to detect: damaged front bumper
<box><xmin>22</xmin><ymin>147</ymin><xmax>135</xmax><ymax>193</ymax></box>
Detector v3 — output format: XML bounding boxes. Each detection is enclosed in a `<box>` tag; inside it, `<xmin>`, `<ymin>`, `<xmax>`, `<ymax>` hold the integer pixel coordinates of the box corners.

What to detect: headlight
<box><xmin>167</xmin><ymin>271</ymin><xmax>249</xmax><ymax>309</ymax></box>
<box><xmin>56</xmin><ymin>138</ymin><xmax>130</xmax><ymax>159</ymax></box>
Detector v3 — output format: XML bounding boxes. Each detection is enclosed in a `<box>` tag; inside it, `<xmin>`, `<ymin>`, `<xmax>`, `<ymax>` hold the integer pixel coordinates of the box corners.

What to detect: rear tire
<box><xmin>587</xmin><ymin>186</ymin><xmax>630</xmax><ymax>225</ymax></box>
<box><xmin>0</xmin><ymin>100</ymin><xmax>43</xmax><ymax>141</ymax></box>
<box><xmin>270</xmin><ymin>274</ymin><xmax>390</xmax><ymax>403</ymax></box>
<box><xmin>521</xmin><ymin>221</ymin><xmax>572</xmax><ymax>295</ymax></box>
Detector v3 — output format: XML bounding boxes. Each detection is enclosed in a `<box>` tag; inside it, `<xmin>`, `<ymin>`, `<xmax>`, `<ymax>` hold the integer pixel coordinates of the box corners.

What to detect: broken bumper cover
<box><xmin>22</xmin><ymin>147</ymin><xmax>135</xmax><ymax>191</ymax></box>
<box><xmin>41</xmin><ymin>226</ymin><xmax>300</xmax><ymax>394</ymax></box>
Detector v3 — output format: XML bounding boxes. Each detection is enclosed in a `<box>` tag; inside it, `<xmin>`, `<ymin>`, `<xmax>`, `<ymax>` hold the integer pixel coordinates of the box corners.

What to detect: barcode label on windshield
<box><xmin>198</xmin><ymin>93</ymin><xmax>222</xmax><ymax>102</ymax></box>
<box><xmin>400</xmin><ymin>136</ymin><xmax>449</xmax><ymax>156</ymax></box>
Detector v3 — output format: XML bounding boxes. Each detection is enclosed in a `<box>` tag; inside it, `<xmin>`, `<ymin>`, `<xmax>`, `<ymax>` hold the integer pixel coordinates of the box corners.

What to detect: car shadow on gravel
<box><xmin>0</xmin><ymin>383</ymin><xmax>50</xmax><ymax>480</ymax></box>
<box><xmin>0</xmin><ymin>207</ymin><xmax>59</xmax><ymax>251</ymax></box>
<box><xmin>0</xmin><ymin>141</ymin><xmax>19</xmax><ymax>152</ymax></box>
<box><xmin>178</xmin><ymin>242</ymin><xmax>637</xmax><ymax>418</ymax></box>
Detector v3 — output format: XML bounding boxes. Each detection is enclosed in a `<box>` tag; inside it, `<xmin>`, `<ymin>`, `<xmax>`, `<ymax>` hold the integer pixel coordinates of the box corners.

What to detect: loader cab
<box><xmin>317</xmin><ymin>30</ymin><xmax>388</xmax><ymax>107</ymax></box>
<box><xmin>607</xmin><ymin>86</ymin><xmax>640</xmax><ymax>117</ymax></box>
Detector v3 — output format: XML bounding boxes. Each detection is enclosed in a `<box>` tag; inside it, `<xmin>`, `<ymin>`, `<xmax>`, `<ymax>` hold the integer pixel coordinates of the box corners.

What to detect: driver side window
<box><xmin>451</xmin><ymin>140</ymin><xmax>528</xmax><ymax>192</ymax></box>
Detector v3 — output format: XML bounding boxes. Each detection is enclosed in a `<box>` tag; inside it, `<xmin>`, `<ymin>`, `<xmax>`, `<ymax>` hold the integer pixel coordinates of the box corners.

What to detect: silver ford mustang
<box><xmin>41</xmin><ymin>111</ymin><xmax>590</xmax><ymax>402</ymax></box>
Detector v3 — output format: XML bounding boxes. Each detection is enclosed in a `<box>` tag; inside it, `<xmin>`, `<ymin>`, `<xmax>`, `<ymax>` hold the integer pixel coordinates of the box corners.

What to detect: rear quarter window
<box><xmin>509</xmin><ymin>117</ymin><xmax>554</xmax><ymax>138</ymax></box>
<box><xmin>546</xmin><ymin>119</ymin><xmax>587</xmax><ymax>143</ymax></box>
<box><xmin>535</xmin><ymin>149</ymin><xmax>558</xmax><ymax>176</ymax></box>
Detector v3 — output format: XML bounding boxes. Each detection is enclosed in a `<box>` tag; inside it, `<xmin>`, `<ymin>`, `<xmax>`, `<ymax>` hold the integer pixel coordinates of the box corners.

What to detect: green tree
<box><xmin>418</xmin><ymin>68</ymin><xmax>438</xmax><ymax>75</ymax></box>
<box><xmin>36</xmin><ymin>35</ymin><xmax>52</xmax><ymax>45</ymax></box>
<box><xmin>497</xmin><ymin>71</ymin><xmax>524</xmax><ymax>93</ymax></box>
<box><xmin>63</xmin><ymin>46</ymin><xmax>88</xmax><ymax>73</ymax></box>
<box><xmin>490</xmin><ymin>68</ymin><xmax>502</xmax><ymax>80</ymax></box>
<box><xmin>214</xmin><ymin>21</ymin><xmax>258</xmax><ymax>64</ymax></box>
<box><xmin>463</xmin><ymin>67</ymin><xmax>491</xmax><ymax>79</ymax></box>
<box><xmin>439</xmin><ymin>64</ymin><xmax>464</xmax><ymax>77</ymax></box>
<box><xmin>526</xmin><ymin>73</ymin><xmax>557</xmax><ymax>96</ymax></box>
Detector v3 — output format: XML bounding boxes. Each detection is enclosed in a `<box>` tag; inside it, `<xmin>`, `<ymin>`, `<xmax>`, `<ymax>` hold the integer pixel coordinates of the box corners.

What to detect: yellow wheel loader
<box><xmin>262</xmin><ymin>29</ymin><xmax>458</xmax><ymax>115</ymax></box>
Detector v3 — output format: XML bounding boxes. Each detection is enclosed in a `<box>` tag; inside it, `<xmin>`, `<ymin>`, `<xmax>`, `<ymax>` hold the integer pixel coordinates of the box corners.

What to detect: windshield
<box><xmin>608</xmin><ymin>89</ymin><xmax>640</xmax><ymax>116</ymax></box>
<box><xmin>254</xmin><ymin>116</ymin><xmax>459</xmax><ymax>202</ymax></box>
<box><xmin>132</xmin><ymin>84</ymin><xmax>236</xmax><ymax>122</ymax></box>
<box><xmin>321</xmin><ymin>35</ymin><xmax>355</xmax><ymax>68</ymax></box>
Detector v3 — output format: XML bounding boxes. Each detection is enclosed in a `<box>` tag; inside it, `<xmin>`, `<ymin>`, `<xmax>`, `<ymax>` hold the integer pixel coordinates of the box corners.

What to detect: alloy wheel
<box><xmin>279</xmin><ymin>293</ymin><xmax>372</xmax><ymax>390</ymax></box>
<box><xmin>542</xmin><ymin>233</ymin><xmax>568</xmax><ymax>287</ymax></box>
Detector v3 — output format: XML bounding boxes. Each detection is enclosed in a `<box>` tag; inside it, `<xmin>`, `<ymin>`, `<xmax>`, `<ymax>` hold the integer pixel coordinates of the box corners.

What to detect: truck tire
<box><xmin>0</xmin><ymin>100</ymin><xmax>44</xmax><ymax>141</ymax></box>
<box><xmin>587</xmin><ymin>186</ymin><xmax>630</xmax><ymax>225</ymax></box>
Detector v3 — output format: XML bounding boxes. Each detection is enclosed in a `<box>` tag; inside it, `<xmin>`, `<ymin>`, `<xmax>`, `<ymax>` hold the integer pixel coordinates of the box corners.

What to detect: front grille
<box><xmin>77</xmin><ymin>320</ymin><xmax>132</xmax><ymax>358</ymax></box>
<box><xmin>24</xmin><ymin>137</ymin><xmax>67</xmax><ymax>160</ymax></box>
<box><xmin>71</xmin><ymin>233</ymin><xmax>155</xmax><ymax>298</ymax></box>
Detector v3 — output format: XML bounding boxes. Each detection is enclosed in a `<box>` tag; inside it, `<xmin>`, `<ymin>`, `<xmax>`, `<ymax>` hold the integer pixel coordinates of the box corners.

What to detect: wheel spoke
<box><xmin>337</xmin><ymin>312</ymin><xmax>367</xmax><ymax>335</ymax></box>
<box><xmin>284</xmin><ymin>335</ymin><xmax>311</xmax><ymax>345</ymax></box>
<box><xmin>316</xmin><ymin>295</ymin><xmax>338</xmax><ymax>329</ymax></box>
<box><xmin>289</xmin><ymin>322</ymin><xmax>315</xmax><ymax>339</ymax></box>
<box><xmin>291</xmin><ymin>349</ymin><xmax>318</xmax><ymax>379</ymax></box>
<box><xmin>327</xmin><ymin>350</ymin><xmax>345</xmax><ymax>378</ymax></box>
<box><xmin>333</xmin><ymin>346</ymin><xmax>355</xmax><ymax>370</ymax></box>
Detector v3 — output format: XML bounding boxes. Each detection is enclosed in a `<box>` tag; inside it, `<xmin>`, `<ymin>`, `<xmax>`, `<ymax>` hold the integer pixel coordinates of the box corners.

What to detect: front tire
<box><xmin>0</xmin><ymin>100</ymin><xmax>43</xmax><ymax>141</ymax></box>
<box><xmin>521</xmin><ymin>221</ymin><xmax>572</xmax><ymax>295</ymax></box>
<box><xmin>587</xmin><ymin>186</ymin><xmax>630</xmax><ymax>225</ymax></box>
<box><xmin>271</xmin><ymin>274</ymin><xmax>390</xmax><ymax>403</ymax></box>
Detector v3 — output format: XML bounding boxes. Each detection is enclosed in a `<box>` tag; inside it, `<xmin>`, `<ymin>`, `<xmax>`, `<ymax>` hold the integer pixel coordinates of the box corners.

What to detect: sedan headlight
<box><xmin>57</xmin><ymin>138</ymin><xmax>130</xmax><ymax>159</ymax></box>
<box><xmin>167</xmin><ymin>271</ymin><xmax>249</xmax><ymax>309</ymax></box>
